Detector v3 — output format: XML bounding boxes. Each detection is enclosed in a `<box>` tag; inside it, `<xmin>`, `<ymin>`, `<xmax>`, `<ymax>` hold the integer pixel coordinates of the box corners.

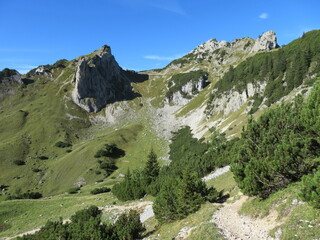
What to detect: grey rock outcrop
<box><xmin>0</xmin><ymin>68</ymin><xmax>22</xmax><ymax>84</ymax></box>
<box><xmin>251</xmin><ymin>31</ymin><xmax>278</xmax><ymax>53</ymax></box>
<box><xmin>34</xmin><ymin>65</ymin><xmax>52</xmax><ymax>77</ymax></box>
<box><xmin>208</xmin><ymin>82</ymin><xmax>266</xmax><ymax>116</ymax></box>
<box><xmin>167</xmin><ymin>73</ymin><xmax>209</xmax><ymax>105</ymax></box>
<box><xmin>71</xmin><ymin>45</ymin><xmax>133</xmax><ymax>112</ymax></box>
<box><xmin>0</xmin><ymin>68</ymin><xmax>22</xmax><ymax>99</ymax></box>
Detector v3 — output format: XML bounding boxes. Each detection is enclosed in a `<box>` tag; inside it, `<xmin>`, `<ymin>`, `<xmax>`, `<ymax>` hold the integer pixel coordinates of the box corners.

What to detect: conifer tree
<box><xmin>143</xmin><ymin>149</ymin><xmax>160</xmax><ymax>184</ymax></box>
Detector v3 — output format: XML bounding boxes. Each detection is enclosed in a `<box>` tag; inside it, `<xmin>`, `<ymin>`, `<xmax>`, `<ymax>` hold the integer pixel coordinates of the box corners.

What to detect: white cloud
<box><xmin>8</xmin><ymin>64</ymin><xmax>37</xmax><ymax>74</ymax></box>
<box><xmin>151</xmin><ymin>1</ymin><xmax>186</xmax><ymax>15</ymax></box>
<box><xmin>144</xmin><ymin>54</ymin><xmax>184</xmax><ymax>61</ymax></box>
<box><xmin>259</xmin><ymin>13</ymin><xmax>268</xmax><ymax>19</ymax></box>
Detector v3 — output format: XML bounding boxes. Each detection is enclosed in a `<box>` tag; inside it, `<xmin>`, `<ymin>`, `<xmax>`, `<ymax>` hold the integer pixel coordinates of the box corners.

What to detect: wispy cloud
<box><xmin>259</xmin><ymin>13</ymin><xmax>268</xmax><ymax>19</ymax></box>
<box><xmin>144</xmin><ymin>54</ymin><xmax>184</xmax><ymax>61</ymax></box>
<box><xmin>2</xmin><ymin>64</ymin><xmax>37</xmax><ymax>74</ymax></box>
<box><xmin>150</xmin><ymin>1</ymin><xmax>186</xmax><ymax>15</ymax></box>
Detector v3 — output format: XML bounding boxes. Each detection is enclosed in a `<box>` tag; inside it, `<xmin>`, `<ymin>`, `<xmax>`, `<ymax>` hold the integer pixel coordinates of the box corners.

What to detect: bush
<box><xmin>38</xmin><ymin>156</ymin><xmax>48</xmax><ymax>160</ymax></box>
<box><xmin>113</xmin><ymin>210</ymin><xmax>145</xmax><ymax>240</ymax></box>
<box><xmin>205</xmin><ymin>187</ymin><xmax>223</xmax><ymax>203</ymax></box>
<box><xmin>90</xmin><ymin>187</ymin><xmax>111</xmax><ymax>195</ymax></box>
<box><xmin>300</xmin><ymin>168</ymin><xmax>320</xmax><ymax>208</ymax></box>
<box><xmin>13</xmin><ymin>160</ymin><xmax>25</xmax><ymax>166</ymax></box>
<box><xmin>232</xmin><ymin>96</ymin><xmax>320</xmax><ymax>198</ymax></box>
<box><xmin>98</xmin><ymin>159</ymin><xmax>117</xmax><ymax>176</ymax></box>
<box><xmin>55</xmin><ymin>141</ymin><xmax>72</xmax><ymax>148</ymax></box>
<box><xmin>32</xmin><ymin>168</ymin><xmax>41</xmax><ymax>173</ymax></box>
<box><xmin>17</xmin><ymin>206</ymin><xmax>145</xmax><ymax>240</ymax></box>
<box><xmin>7</xmin><ymin>192</ymin><xmax>42</xmax><ymax>200</ymax></box>
<box><xmin>94</xmin><ymin>143</ymin><xmax>125</xmax><ymax>158</ymax></box>
<box><xmin>68</xmin><ymin>187</ymin><xmax>80</xmax><ymax>194</ymax></box>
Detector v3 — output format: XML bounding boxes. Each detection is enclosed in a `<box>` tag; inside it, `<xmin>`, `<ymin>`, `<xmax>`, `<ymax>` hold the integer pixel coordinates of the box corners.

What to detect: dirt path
<box><xmin>212</xmin><ymin>195</ymin><xmax>281</xmax><ymax>240</ymax></box>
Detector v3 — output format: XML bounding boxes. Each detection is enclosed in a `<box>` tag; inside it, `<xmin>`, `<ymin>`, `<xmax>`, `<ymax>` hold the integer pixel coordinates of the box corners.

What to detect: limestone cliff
<box><xmin>251</xmin><ymin>31</ymin><xmax>278</xmax><ymax>53</ymax></box>
<box><xmin>166</xmin><ymin>72</ymin><xmax>209</xmax><ymax>105</ymax></box>
<box><xmin>71</xmin><ymin>45</ymin><xmax>133</xmax><ymax>112</ymax></box>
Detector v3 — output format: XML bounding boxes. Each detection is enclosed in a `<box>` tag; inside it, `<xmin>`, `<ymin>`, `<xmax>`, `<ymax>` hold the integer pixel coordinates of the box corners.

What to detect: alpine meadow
<box><xmin>1</xmin><ymin>4</ymin><xmax>320</xmax><ymax>238</ymax></box>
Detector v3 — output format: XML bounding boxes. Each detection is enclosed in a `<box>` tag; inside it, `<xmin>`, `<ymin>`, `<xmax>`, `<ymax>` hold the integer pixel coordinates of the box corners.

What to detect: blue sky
<box><xmin>0</xmin><ymin>0</ymin><xmax>319</xmax><ymax>73</ymax></box>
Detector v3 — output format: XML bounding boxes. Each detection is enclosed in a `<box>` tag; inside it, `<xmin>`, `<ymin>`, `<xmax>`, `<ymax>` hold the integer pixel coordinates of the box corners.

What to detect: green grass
<box><xmin>0</xmin><ymin>184</ymin><xmax>117</xmax><ymax>239</ymax></box>
<box><xmin>206</xmin><ymin>170</ymin><xmax>237</xmax><ymax>193</ymax></box>
<box><xmin>145</xmin><ymin>202</ymin><xmax>224</xmax><ymax>240</ymax></box>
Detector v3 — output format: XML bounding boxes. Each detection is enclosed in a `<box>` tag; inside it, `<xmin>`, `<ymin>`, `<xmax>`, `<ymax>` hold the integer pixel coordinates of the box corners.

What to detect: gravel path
<box><xmin>202</xmin><ymin>165</ymin><xmax>230</xmax><ymax>182</ymax></box>
<box><xmin>212</xmin><ymin>195</ymin><xmax>281</xmax><ymax>240</ymax></box>
<box><xmin>140</xmin><ymin>205</ymin><xmax>155</xmax><ymax>223</ymax></box>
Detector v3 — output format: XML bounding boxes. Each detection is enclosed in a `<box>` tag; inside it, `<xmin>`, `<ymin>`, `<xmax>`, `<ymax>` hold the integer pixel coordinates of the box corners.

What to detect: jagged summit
<box><xmin>251</xmin><ymin>30</ymin><xmax>278</xmax><ymax>52</ymax></box>
<box><xmin>71</xmin><ymin>45</ymin><xmax>132</xmax><ymax>112</ymax></box>
<box><xmin>93</xmin><ymin>44</ymin><xmax>112</xmax><ymax>56</ymax></box>
<box><xmin>191</xmin><ymin>30</ymin><xmax>278</xmax><ymax>55</ymax></box>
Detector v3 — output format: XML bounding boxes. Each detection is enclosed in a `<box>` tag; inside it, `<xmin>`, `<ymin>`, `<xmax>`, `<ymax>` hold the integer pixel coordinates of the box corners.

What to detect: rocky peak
<box><xmin>191</xmin><ymin>39</ymin><xmax>228</xmax><ymax>55</ymax></box>
<box><xmin>0</xmin><ymin>68</ymin><xmax>22</xmax><ymax>84</ymax></box>
<box><xmin>71</xmin><ymin>45</ymin><xmax>133</xmax><ymax>113</ymax></box>
<box><xmin>251</xmin><ymin>30</ymin><xmax>278</xmax><ymax>53</ymax></box>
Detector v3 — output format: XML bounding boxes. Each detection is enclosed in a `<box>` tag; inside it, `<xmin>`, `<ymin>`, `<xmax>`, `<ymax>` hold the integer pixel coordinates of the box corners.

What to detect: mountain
<box><xmin>0</xmin><ymin>30</ymin><xmax>320</xmax><ymax>239</ymax></box>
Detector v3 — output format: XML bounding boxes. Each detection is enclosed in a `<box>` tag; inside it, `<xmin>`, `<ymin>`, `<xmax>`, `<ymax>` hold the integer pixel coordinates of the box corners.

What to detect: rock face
<box><xmin>167</xmin><ymin>74</ymin><xmax>209</xmax><ymax>105</ymax></box>
<box><xmin>71</xmin><ymin>45</ymin><xmax>133</xmax><ymax>112</ymax></box>
<box><xmin>0</xmin><ymin>68</ymin><xmax>22</xmax><ymax>99</ymax></box>
<box><xmin>34</xmin><ymin>65</ymin><xmax>52</xmax><ymax>77</ymax></box>
<box><xmin>0</xmin><ymin>68</ymin><xmax>22</xmax><ymax>84</ymax></box>
<box><xmin>251</xmin><ymin>31</ymin><xmax>278</xmax><ymax>53</ymax></box>
<box><xmin>208</xmin><ymin>82</ymin><xmax>267</xmax><ymax>116</ymax></box>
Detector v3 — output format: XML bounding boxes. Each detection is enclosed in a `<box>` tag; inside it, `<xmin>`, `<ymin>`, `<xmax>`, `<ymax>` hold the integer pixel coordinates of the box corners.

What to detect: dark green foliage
<box><xmin>169</xmin><ymin>126</ymin><xmax>208</xmax><ymax>163</ymax></box>
<box><xmin>213</xmin><ymin>30</ymin><xmax>320</xmax><ymax>108</ymax></box>
<box><xmin>7</xmin><ymin>192</ymin><xmax>42</xmax><ymax>200</ymax></box>
<box><xmin>300</xmin><ymin>167</ymin><xmax>320</xmax><ymax>208</ymax></box>
<box><xmin>98</xmin><ymin>158</ymin><xmax>117</xmax><ymax>176</ymax></box>
<box><xmin>38</xmin><ymin>156</ymin><xmax>48</xmax><ymax>160</ymax></box>
<box><xmin>153</xmin><ymin>168</ymin><xmax>206</xmax><ymax>223</ymax></box>
<box><xmin>17</xmin><ymin>206</ymin><xmax>145</xmax><ymax>240</ymax></box>
<box><xmin>113</xmin><ymin>210</ymin><xmax>146</xmax><ymax>240</ymax></box>
<box><xmin>13</xmin><ymin>160</ymin><xmax>25</xmax><ymax>166</ymax></box>
<box><xmin>112</xmin><ymin>149</ymin><xmax>161</xmax><ymax>200</ymax></box>
<box><xmin>301</xmin><ymin>80</ymin><xmax>320</xmax><ymax>136</ymax></box>
<box><xmin>166</xmin><ymin>70</ymin><xmax>209</xmax><ymax>98</ymax></box>
<box><xmin>54</xmin><ymin>141</ymin><xmax>72</xmax><ymax>148</ymax></box>
<box><xmin>112</xmin><ymin>169</ymin><xmax>146</xmax><ymax>201</ymax></box>
<box><xmin>205</xmin><ymin>187</ymin><xmax>223</xmax><ymax>203</ymax></box>
<box><xmin>232</xmin><ymin>86</ymin><xmax>320</xmax><ymax>197</ymax></box>
<box><xmin>32</xmin><ymin>168</ymin><xmax>41</xmax><ymax>173</ymax></box>
<box><xmin>143</xmin><ymin>149</ymin><xmax>160</xmax><ymax>185</ymax></box>
<box><xmin>94</xmin><ymin>143</ymin><xmax>123</xmax><ymax>176</ymax></box>
<box><xmin>94</xmin><ymin>143</ymin><xmax>125</xmax><ymax>158</ymax></box>
<box><xmin>90</xmin><ymin>187</ymin><xmax>111</xmax><ymax>195</ymax></box>
<box><xmin>52</xmin><ymin>59</ymin><xmax>68</xmax><ymax>69</ymax></box>
<box><xmin>68</xmin><ymin>187</ymin><xmax>80</xmax><ymax>194</ymax></box>
<box><xmin>249</xmin><ymin>95</ymin><xmax>264</xmax><ymax>114</ymax></box>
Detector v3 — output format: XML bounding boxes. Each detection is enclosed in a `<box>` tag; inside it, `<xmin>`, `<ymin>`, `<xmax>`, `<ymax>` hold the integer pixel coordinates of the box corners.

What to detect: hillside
<box><xmin>0</xmin><ymin>30</ymin><xmax>320</xmax><ymax>240</ymax></box>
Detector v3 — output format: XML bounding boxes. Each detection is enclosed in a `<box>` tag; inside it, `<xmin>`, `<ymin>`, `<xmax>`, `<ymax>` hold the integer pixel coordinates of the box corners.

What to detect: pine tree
<box><xmin>144</xmin><ymin>149</ymin><xmax>160</xmax><ymax>185</ymax></box>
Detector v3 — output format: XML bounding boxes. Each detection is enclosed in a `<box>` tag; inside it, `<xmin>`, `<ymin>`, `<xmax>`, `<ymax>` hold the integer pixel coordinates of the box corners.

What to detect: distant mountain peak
<box><xmin>251</xmin><ymin>30</ymin><xmax>278</xmax><ymax>52</ymax></box>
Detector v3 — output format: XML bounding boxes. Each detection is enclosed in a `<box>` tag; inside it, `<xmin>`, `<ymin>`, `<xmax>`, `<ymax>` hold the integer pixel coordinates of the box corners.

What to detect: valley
<box><xmin>1</xmin><ymin>30</ymin><xmax>320</xmax><ymax>240</ymax></box>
